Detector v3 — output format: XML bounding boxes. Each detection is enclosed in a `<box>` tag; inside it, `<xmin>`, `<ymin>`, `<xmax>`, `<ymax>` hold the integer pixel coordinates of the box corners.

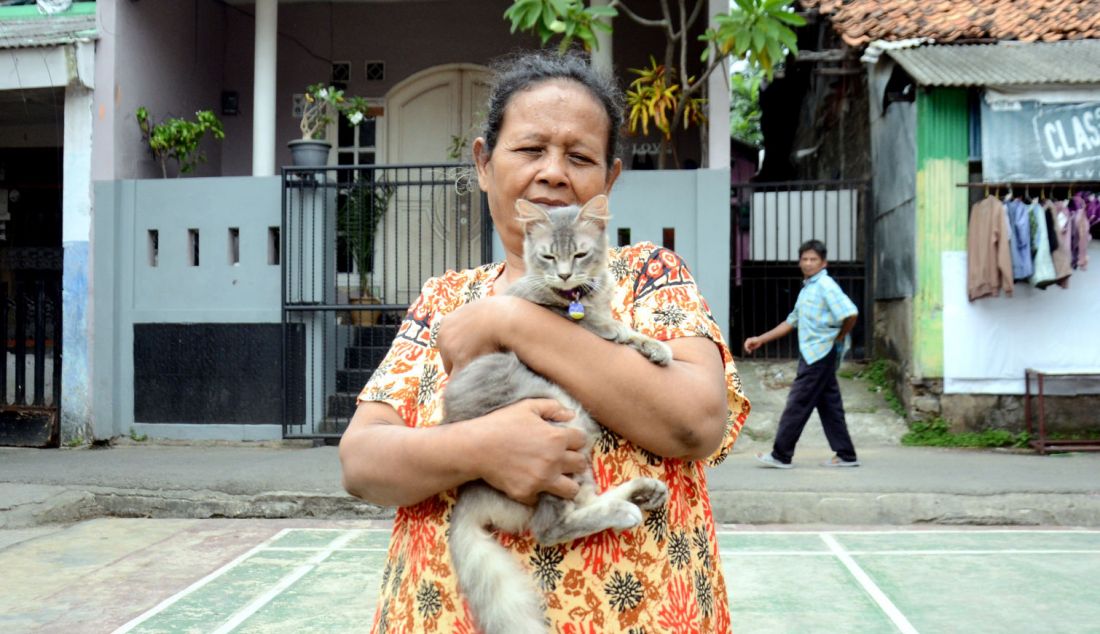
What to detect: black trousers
<box><xmin>771</xmin><ymin>346</ymin><xmax>857</xmax><ymax>464</ymax></box>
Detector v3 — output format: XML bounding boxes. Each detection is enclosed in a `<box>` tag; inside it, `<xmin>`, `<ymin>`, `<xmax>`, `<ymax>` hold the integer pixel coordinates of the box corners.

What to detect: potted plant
<box><xmin>288</xmin><ymin>83</ymin><xmax>345</xmax><ymax>167</ymax></box>
<box><xmin>289</xmin><ymin>85</ymin><xmax>380</xmax><ymax>167</ymax></box>
<box><xmin>339</xmin><ymin>174</ymin><xmax>395</xmax><ymax>325</ymax></box>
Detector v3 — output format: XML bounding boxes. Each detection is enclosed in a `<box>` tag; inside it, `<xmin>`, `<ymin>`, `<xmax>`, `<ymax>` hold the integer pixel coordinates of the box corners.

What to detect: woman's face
<box><xmin>473</xmin><ymin>79</ymin><xmax>622</xmax><ymax>258</ymax></box>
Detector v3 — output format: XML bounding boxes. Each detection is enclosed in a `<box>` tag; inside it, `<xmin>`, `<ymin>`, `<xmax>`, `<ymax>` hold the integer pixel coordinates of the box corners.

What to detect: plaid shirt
<box><xmin>786</xmin><ymin>269</ymin><xmax>858</xmax><ymax>364</ymax></box>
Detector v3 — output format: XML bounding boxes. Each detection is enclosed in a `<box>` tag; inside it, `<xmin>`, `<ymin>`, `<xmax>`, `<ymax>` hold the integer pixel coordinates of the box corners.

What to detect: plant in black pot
<box><xmin>289</xmin><ymin>85</ymin><xmax>378</xmax><ymax>168</ymax></box>
<box><xmin>288</xmin><ymin>84</ymin><xmax>344</xmax><ymax>167</ymax></box>
<box><xmin>339</xmin><ymin>175</ymin><xmax>395</xmax><ymax>325</ymax></box>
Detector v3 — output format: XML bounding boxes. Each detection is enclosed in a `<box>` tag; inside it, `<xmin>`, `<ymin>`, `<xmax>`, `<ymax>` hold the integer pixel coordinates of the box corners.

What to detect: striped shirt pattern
<box><xmin>786</xmin><ymin>269</ymin><xmax>858</xmax><ymax>364</ymax></box>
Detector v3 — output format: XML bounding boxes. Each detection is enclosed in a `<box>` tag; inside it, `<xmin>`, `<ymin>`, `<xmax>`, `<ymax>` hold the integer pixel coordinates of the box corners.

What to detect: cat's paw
<box><xmin>606</xmin><ymin>500</ymin><xmax>644</xmax><ymax>531</ymax></box>
<box><xmin>627</xmin><ymin>478</ymin><xmax>669</xmax><ymax>511</ymax></box>
<box><xmin>639</xmin><ymin>338</ymin><xmax>673</xmax><ymax>366</ymax></box>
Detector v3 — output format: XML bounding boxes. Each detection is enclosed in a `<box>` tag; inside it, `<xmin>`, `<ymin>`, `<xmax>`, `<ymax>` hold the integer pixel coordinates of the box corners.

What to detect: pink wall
<box><xmin>110</xmin><ymin>0</ymin><xmax>226</xmax><ymax>179</ymax></box>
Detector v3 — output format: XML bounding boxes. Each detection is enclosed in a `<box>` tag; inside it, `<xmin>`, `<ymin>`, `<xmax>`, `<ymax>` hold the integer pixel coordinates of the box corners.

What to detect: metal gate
<box><xmin>280</xmin><ymin>164</ymin><xmax>490</xmax><ymax>439</ymax></box>
<box><xmin>730</xmin><ymin>180</ymin><xmax>871</xmax><ymax>360</ymax></box>
<box><xmin>0</xmin><ymin>274</ymin><xmax>62</xmax><ymax>447</ymax></box>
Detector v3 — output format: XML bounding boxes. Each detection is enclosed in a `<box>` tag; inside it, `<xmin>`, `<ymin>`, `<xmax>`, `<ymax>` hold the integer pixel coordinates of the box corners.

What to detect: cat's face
<box><xmin>517</xmin><ymin>196</ymin><xmax>610</xmax><ymax>292</ymax></box>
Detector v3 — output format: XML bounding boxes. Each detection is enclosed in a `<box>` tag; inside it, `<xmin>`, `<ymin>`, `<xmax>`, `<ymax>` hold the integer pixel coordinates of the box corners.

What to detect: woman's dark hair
<box><xmin>482</xmin><ymin>50</ymin><xmax>625</xmax><ymax>167</ymax></box>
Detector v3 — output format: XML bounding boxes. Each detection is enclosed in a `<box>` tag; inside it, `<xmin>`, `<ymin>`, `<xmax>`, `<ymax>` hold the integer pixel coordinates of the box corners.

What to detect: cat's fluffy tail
<box><xmin>449</xmin><ymin>487</ymin><xmax>545</xmax><ymax>634</ymax></box>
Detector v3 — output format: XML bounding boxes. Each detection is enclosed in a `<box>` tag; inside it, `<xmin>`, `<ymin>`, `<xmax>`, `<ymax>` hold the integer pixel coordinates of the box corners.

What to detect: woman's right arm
<box><xmin>339</xmin><ymin>399</ymin><xmax>588</xmax><ymax>508</ymax></box>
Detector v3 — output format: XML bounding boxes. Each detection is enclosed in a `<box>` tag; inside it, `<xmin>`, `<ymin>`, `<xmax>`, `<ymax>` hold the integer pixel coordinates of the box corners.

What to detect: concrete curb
<box><xmin>709</xmin><ymin>490</ymin><xmax>1100</xmax><ymax>526</ymax></box>
<box><xmin>0</xmin><ymin>486</ymin><xmax>393</xmax><ymax>529</ymax></box>
<box><xmin>5</xmin><ymin>486</ymin><xmax>1100</xmax><ymax>529</ymax></box>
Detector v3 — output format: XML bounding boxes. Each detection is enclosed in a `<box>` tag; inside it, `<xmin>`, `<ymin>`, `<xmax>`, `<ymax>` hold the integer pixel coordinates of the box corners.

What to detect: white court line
<box><xmin>113</xmin><ymin>528</ymin><xmax>296</xmax><ymax>634</ymax></box>
<box><xmin>210</xmin><ymin>530</ymin><xmax>363</xmax><ymax>634</ymax></box>
<box><xmin>821</xmin><ymin>533</ymin><xmax>920</xmax><ymax>634</ymax></box>
<box><xmin>267</xmin><ymin>546</ymin><xmax>389</xmax><ymax>552</ymax></box>
<box><xmin>719</xmin><ymin>529</ymin><xmax>1100</xmax><ymax>535</ymax></box>
<box><xmin>721</xmin><ymin>549</ymin><xmax>1100</xmax><ymax>556</ymax></box>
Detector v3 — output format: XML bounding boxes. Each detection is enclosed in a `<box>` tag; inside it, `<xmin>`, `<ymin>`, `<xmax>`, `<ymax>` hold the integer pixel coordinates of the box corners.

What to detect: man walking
<box><xmin>743</xmin><ymin>240</ymin><xmax>860</xmax><ymax>468</ymax></box>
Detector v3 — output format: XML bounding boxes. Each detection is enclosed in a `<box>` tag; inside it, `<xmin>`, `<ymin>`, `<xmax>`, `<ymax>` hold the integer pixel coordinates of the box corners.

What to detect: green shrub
<box><xmin>136</xmin><ymin>107</ymin><xmax>225</xmax><ymax>178</ymax></box>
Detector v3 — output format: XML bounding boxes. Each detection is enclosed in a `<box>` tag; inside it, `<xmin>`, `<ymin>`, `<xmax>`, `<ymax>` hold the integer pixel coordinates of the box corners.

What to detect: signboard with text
<box><xmin>981</xmin><ymin>98</ymin><xmax>1100</xmax><ymax>182</ymax></box>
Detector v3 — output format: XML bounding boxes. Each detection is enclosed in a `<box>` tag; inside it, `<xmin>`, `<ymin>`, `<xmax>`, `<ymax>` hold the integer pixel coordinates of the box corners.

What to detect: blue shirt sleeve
<box><xmin>824</xmin><ymin>281</ymin><xmax>858</xmax><ymax>322</ymax></box>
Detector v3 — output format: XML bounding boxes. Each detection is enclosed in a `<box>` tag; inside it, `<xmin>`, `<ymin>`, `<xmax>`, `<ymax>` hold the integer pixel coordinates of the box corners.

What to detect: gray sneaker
<box><xmin>754</xmin><ymin>452</ymin><xmax>793</xmax><ymax>469</ymax></box>
<box><xmin>821</xmin><ymin>456</ymin><xmax>860</xmax><ymax>468</ymax></box>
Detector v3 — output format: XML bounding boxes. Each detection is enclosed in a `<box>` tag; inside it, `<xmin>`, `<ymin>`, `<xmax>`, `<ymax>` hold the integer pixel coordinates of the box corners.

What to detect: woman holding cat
<box><xmin>340</xmin><ymin>50</ymin><xmax>748</xmax><ymax>632</ymax></box>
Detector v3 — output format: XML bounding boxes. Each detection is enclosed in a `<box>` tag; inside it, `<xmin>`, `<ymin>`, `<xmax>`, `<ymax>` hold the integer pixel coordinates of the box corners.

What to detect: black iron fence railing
<box><xmin>280</xmin><ymin>164</ymin><xmax>491</xmax><ymax>439</ymax></box>
<box><xmin>0</xmin><ymin>280</ymin><xmax>61</xmax><ymax>408</ymax></box>
<box><xmin>730</xmin><ymin>180</ymin><xmax>871</xmax><ymax>360</ymax></box>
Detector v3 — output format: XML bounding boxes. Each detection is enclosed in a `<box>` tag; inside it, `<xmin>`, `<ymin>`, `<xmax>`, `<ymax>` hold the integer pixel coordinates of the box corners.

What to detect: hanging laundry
<box><xmin>1005</xmin><ymin>199</ymin><xmax>1033</xmax><ymax>280</ymax></box>
<box><xmin>1044</xmin><ymin>200</ymin><xmax>1072</xmax><ymax>289</ymax></box>
<box><xmin>1075</xmin><ymin>205</ymin><xmax>1091</xmax><ymax>270</ymax></box>
<box><xmin>1027</xmin><ymin>200</ymin><xmax>1057</xmax><ymax>288</ymax></box>
<box><xmin>967</xmin><ymin>196</ymin><xmax>1014</xmax><ymax>301</ymax></box>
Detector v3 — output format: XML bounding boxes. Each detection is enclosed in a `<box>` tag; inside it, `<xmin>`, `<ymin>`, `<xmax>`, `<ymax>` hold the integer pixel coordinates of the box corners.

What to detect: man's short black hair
<box><xmin>798</xmin><ymin>239</ymin><xmax>827</xmax><ymax>260</ymax></box>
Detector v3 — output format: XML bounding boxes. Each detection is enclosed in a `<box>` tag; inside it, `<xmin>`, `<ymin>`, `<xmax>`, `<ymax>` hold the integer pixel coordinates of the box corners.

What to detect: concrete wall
<box><xmin>92</xmin><ymin>177</ymin><xmax>282</xmax><ymax>440</ymax></box>
<box><xmin>613</xmin><ymin>169</ymin><xmax>730</xmax><ymax>341</ymax></box>
<box><xmin>940</xmin><ymin>393</ymin><xmax>1100</xmax><ymax>434</ymax></box>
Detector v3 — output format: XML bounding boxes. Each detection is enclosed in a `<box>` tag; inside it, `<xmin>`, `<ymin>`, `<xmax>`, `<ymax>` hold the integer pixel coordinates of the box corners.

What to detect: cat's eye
<box><xmin>573</xmin><ymin>251</ymin><xmax>589</xmax><ymax>260</ymax></box>
<box><xmin>539</xmin><ymin>253</ymin><xmax>555</xmax><ymax>261</ymax></box>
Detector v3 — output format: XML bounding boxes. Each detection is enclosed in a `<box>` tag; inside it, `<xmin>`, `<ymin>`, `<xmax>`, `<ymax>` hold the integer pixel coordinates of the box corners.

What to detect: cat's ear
<box><xmin>514</xmin><ymin>199</ymin><xmax>551</xmax><ymax>228</ymax></box>
<box><xmin>577</xmin><ymin>194</ymin><xmax>611</xmax><ymax>229</ymax></box>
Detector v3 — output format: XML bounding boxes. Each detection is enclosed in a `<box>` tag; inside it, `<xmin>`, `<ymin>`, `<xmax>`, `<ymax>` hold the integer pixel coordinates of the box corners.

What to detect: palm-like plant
<box><xmin>625</xmin><ymin>57</ymin><xmax>705</xmax><ymax>167</ymax></box>
<box><xmin>339</xmin><ymin>176</ymin><xmax>394</xmax><ymax>300</ymax></box>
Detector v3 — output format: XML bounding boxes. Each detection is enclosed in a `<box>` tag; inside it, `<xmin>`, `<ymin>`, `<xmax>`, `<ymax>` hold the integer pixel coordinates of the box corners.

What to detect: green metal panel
<box><xmin>914</xmin><ymin>88</ymin><xmax>969</xmax><ymax>379</ymax></box>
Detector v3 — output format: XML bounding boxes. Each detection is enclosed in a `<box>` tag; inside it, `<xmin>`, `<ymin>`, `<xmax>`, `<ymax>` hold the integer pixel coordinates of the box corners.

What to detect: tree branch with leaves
<box><xmin>504</xmin><ymin>0</ymin><xmax>804</xmax><ymax>168</ymax></box>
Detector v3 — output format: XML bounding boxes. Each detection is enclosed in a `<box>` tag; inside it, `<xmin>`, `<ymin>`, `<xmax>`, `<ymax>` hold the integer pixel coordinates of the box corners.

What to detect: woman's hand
<box><xmin>340</xmin><ymin>397</ymin><xmax>586</xmax><ymax>508</ymax></box>
<box><xmin>471</xmin><ymin>398</ymin><xmax>587</xmax><ymax>505</ymax></box>
<box><xmin>437</xmin><ymin>296</ymin><xmax>526</xmax><ymax>374</ymax></box>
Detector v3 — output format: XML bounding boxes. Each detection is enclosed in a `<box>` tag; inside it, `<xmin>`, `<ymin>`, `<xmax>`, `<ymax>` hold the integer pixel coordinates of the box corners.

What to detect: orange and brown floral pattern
<box><xmin>359</xmin><ymin>243</ymin><xmax>749</xmax><ymax>633</ymax></box>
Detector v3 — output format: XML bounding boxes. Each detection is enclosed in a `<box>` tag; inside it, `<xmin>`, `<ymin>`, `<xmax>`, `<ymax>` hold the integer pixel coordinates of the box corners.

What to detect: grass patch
<box><xmin>129</xmin><ymin>428</ymin><xmax>148</xmax><ymax>442</ymax></box>
<box><xmin>902</xmin><ymin>418</ymin><xmax>1030</xmax><ymax>448</ymax></box>
<box><xmin>853</xmin><ymin>359</ymin><xmax>906</xmax><ymax>416</ymax></box>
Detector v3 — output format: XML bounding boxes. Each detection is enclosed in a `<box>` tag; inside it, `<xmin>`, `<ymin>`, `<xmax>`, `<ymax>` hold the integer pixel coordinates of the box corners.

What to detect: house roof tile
<box><xmin>799</xmin><ymin>0</ymin><xmax>1100</xmax><ymax>46</ymax></box>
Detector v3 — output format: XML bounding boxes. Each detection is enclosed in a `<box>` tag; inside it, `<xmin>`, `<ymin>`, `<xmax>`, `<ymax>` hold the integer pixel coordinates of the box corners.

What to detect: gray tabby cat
<box><xmin>441</xmin><ymin>195</ymin><xmax>671</xmax><ymax>634</ymax></box>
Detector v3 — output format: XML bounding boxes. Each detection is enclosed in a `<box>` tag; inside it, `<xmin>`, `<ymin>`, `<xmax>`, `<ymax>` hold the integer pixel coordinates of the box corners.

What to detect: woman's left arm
<box><xmin>437</xmin><ymin>296</ymin><xmax>728</xmax><ymax>461</ymax></box>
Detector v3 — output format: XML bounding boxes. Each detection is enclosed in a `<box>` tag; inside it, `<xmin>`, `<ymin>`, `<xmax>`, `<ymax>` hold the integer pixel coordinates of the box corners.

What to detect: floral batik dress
<box><xmin>359</xmin><ymin>243</ymin><xmax>750</xmax><ymax>633</ymax></box>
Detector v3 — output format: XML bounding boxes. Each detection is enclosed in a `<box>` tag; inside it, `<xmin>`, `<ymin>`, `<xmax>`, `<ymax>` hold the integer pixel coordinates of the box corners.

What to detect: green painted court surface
<box><xmin>114</xmin><ymin>526</ymin><xmax>1100</xmax><ymax>634</ymax></box>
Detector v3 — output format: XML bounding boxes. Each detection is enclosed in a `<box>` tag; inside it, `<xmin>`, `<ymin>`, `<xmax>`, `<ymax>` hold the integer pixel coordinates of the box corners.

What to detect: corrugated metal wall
<box><xmin>913</xmin><ymin>88</ymin><xmax>970</xmax><ymax>380</ymax></box>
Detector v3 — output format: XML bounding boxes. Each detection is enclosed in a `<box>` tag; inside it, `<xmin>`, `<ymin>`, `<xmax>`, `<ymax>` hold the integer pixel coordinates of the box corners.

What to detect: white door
<box><xmin>380</xmin><ymin>65</ymin><xmax>489</xmax><ymax>304</ymax></box>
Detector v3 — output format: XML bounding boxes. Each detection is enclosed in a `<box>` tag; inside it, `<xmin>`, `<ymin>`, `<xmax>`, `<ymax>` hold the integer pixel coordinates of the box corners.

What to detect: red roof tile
<box><xmin>799</xmin><ymin>0</ymin><xmax>1100</xmax><ymax>46</ymax></box>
